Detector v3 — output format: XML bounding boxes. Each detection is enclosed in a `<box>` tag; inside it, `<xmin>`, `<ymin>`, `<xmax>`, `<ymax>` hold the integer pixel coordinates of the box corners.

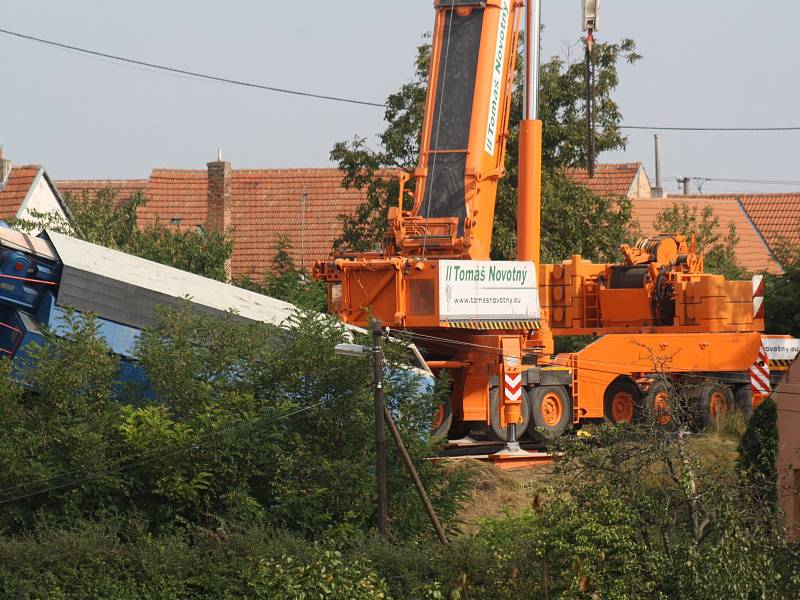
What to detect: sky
<box><xmin>1</xmin><ymin>1</ymin><xmax>799</xmax><ymax>195</ymax></box>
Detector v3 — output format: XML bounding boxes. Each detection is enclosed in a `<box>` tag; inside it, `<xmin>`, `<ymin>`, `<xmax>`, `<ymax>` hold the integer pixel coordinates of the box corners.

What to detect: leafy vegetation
<box><xmin>235</xmin><ymin>234</ymin><xmax>327</xmax><ymax>312</ymax></box>
<box><xmin>654</xmin><ymin>202</ymin><xmax>747</xmax><ymax>279</ymax></box>
<box><xmin>764</xmin><ymin>234</ymin><xmax>800</xmax><ymax>336</ymax></box>
<box><xmin>12</xmin><ymin>188</ymin><xmax>233</xmax><ymax>281</ymax></box>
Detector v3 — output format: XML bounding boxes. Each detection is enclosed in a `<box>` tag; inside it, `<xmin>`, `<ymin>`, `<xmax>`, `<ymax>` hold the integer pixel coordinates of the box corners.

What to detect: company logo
<box><xmin>484</xmin><ymin>0</ymin><xmax>511</xmax><ymax>156</ymax></box>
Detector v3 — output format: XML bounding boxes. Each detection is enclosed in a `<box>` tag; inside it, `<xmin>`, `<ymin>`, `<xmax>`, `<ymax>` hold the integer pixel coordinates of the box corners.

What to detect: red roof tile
<box><xmin>565</xmin><ymin>163</ymin><xmax>644</xmax><ymax>198</ymax></box>
<box><xmin>737</xmin><ymin>194</ymin><xmax>800</xmax><ymax>254</ymax></box>
<box><xmin>0</xmin><ymin>165</ymin><xmax>41</xmax><ymax>220</ymax></box>
<box><xmin>633</xmin><ymin>196</ymin><xmax>781</xmax><ymax>274</ymax></box>
<box><xmin>229</xmin><ymin>169</ymin><xmax>367</xmax><ymax>278</ymax></box>
<box><xmin>56</xmin><ymin>168</ymin><xmax>367</xmax><ymax>280</ymax></box>
<box><xmin>140</xmin><ymin>169</ymin><xmax>208</xmax><ymax>227</ymax></box>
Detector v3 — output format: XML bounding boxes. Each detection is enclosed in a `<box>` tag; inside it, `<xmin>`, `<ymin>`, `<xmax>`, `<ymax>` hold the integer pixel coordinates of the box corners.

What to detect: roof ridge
<box><xmin>733</xmin><ymin>197</ymin><xmax>781</xmax><ymax>270</ymax></box>
<box><xmin>55</xmin><ymin>178</ymin><xmax>147</xmax><ymax>184</ymax></box>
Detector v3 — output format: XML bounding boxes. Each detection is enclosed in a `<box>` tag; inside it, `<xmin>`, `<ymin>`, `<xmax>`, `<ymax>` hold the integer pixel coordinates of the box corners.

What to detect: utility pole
<box><xmin>382</xmin><ymin>404</ymin><xmax>449</xmax><ymax>544</ymax></box>
<box><xmin>583</xmin><ymin>0</ymin><xmax>598</xmax><ymax>178</ymax></box>
<box><xmin>372</xmin><ymin>319</ymin><xmax>389</xmax><ymax>539</ymax></box>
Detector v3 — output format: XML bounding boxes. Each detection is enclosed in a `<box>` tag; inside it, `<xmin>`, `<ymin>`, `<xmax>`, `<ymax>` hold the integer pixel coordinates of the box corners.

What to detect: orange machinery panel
<box><xmin>572</xmin><ymin>332</ymin><xmax>763</xmax><ymax>419</ymax></box>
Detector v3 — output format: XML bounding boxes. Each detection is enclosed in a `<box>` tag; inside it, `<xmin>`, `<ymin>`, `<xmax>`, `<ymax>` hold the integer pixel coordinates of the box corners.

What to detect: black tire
<box><xmin>527</xmin><ymin>385</ymin><xmax>572</xmax><ymax>442</ymax></box>
<box><xmin>734</xmin><ymin>386</ymin><xmax>753</xmax><ymax>421</ymax></box>
<box><xmin>603</xmin><ymin>378</ymin><xmax>643</xmax><ymax>424</ymax></box>
<box><xmin>645</xmin><ymin>379</ymin><xmax>677</xmax><ymax>432</ymax></box>
<box><xmin>488</xmin><ymin>386</ymin><xmax>531</xmax><ymax>442</ymax></box>
<box><xmin>430</xmin><ymin>395</ymin><xmax>453</xmax><ymax>440</ymax></box>
<box><xmin>695</xmin><ymin>384</ymin><xmax>734</xmax><ymax>430</ymax></box>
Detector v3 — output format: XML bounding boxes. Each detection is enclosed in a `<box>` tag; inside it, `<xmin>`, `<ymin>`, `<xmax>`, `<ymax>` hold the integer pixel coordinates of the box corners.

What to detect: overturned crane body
<box><xmin>315</xmin><ymin>0</ymin><xmax>786</xmax><ymax>445</ymax></box>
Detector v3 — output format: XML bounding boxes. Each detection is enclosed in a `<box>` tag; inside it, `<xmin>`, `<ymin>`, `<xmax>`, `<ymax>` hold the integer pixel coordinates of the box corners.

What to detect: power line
<box><xmin>621</xmin><ymin>125</ymin><xmax>800</xmax><ymax>132</ymax></box>
<box><xmin>0</xmin><ymin>28</ymin><xmax>386</xmax><ymax>108</ymax></box>
<box><xmin>4</xmin><ymin>27</ymin><xmax>800</xmax><ymax>134</ymax></box>
<box><xmin>686</xmin><ymin>177</ymin><xmax>800</xmax><ymax>187</ymax></box>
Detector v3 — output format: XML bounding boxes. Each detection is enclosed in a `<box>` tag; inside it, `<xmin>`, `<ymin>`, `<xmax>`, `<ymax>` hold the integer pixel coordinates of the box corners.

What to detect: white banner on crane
<box><xmin>761</xmin><ymin>336</ymin><xmax>800</xmax><ymax>362</ymax></box>
<box><xmin>484</xmin><ymin>0</ymin><xmax>511</xmax><ymax>156</ymax></box>
<box><xmin>439</xmin><ymin>260</ymin><xmax>540</xmax><ymax>323</ymax></box>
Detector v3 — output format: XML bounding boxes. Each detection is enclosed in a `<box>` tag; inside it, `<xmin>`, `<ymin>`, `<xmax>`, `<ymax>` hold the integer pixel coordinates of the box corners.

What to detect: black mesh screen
<box><xmin>418</xmin><ymin>8</ymin><xmax>483</xmax><ymax>236</ymax></box>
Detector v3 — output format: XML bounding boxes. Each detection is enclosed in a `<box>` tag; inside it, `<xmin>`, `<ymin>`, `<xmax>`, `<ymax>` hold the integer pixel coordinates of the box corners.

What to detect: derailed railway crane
<box><xmin>315</xmin><ymin>0</ymin><xmax>780</xmax><ymax>445</ymax></box>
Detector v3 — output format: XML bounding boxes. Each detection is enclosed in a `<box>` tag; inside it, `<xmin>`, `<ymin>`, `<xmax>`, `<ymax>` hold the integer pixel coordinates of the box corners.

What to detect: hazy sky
<box><xmin>2</xmin><ymin>1</ymin><xmax>799</xmax><ymax>195</ymax></box>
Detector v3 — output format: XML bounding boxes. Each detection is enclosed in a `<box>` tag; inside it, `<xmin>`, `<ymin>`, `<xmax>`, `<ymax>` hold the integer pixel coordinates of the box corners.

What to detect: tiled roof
<box><xmin>565</xmin><ymin>163</ymin><xmax>643</xmax><ymax>198</ymax></box>
<box><xmin>632</xmin><ymin>196</ymin><xmax>781</xmax><ymax>274</ymax></box>
<box><xmin>57</xmin><ymin>168</ymin><xmax>368</xmax><ymax>280</ymax></box>
<box><xmin>229</xmin><ymin>169</ymin><xmax>368</xmax><ymax>278</ymax></box>
<box><xmin>56</xmin><ymin>179</ymin><xmax>146</xmax><ymax>204</ymax></box>
<box><xmin>737</xmin><ymin>194</ymin><xmax>800</xmax><ymax>254</ymax></box>
<box><xmin>139</xmin><ymin>169</ymin><xmax>207</xmax><ymax>227</ymax></box>
<box><xmin>0</xmin><ymin>165</ymin><xmax>41</xmax><ymax>220</ymax></box>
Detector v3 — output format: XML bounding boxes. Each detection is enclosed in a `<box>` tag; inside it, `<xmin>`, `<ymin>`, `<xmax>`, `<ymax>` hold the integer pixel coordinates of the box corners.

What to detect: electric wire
<box><xmin>0</xmin><ymin>400</ymin><xmax>325</xmax><ymax>506</ymax></box>
<box><xmin>6</xmin><ymin>28</ymin><xmax>798</xmax><ymax>133</ymax></box>
<box><xmin>0</xmin><ymin>28</ymin><xmax>385</xmax><ymax>108</ymax></box>
<box><xmin>682</xmin><ymin>177</ymin><xmax>800</xmax><ymax>187</ymax></box>
<box><xmin>620</xmin><ymin>125</ymin><xmax>800</xmax><ymax>132</ymax></box>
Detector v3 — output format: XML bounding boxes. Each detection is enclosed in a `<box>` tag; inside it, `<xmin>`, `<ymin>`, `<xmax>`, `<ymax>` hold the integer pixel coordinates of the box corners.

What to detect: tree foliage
<box><xmin>13</xmin><ymin>188</ymin><xmax>233</xmax><ymax>281</ymax></box>
<box><xmin>235</xmin><ymin>234</ymin><xmax>327</xmax><ymax>312</ymax></box>
<box><xmin>737</xmin><ymin>397</ymin><xmax>779</xmax><ymax>507</ymax></box>
<box><xmin>332</xmin><ymin>38</ymin><xmax>641</xmax><ymax>260</ymax></box>
<box><xmin>654</xmin><ymin>202</ymin><xmax>747</xmax><ymax>279</ymax></box>
<box><xmin>0</xmin><ymin>308</ymin><xmax>463</xmax><ymax>538</ymax></box>
<box><xmin>764</xmin><ymin>233</ymin><xmax>800</xmax><ymax>336</ymax></box>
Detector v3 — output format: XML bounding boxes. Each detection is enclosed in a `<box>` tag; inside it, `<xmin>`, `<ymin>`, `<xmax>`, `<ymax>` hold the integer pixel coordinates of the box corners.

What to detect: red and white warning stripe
<box><xmin>749</xmin><ymin>344</ymin><xmax>771</xmax><ymax>395</ymax></box>
<box><xmin>752</xmin><ymin>274</ymin><xmax>765</xmax><ymax>320</ymax></box>
<box><xmin>504</xmin><ymin>372</ymin><xmax>522</xmax><ymax>402</ymax></box>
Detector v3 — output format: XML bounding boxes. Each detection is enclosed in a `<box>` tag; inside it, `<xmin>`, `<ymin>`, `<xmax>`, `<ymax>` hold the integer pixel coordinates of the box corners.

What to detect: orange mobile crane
<box><xmin>315</xmin><ymin>0</ymin><xmax>767</xmax><ymax>447</ymax></box>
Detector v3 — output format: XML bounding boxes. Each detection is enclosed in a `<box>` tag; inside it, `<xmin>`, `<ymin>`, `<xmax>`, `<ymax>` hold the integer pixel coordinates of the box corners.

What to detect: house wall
<box><xmin>17</xmin><ymin>172</ymin><xmax>68</xmax><ymax>233</ymax></box>
<box><xmin>776</xmin><ymin>359</ymin><xmax>800</xmax><ymax>540</ymax></box>
<box><xmin>630</xmin><ymin>168</ymin><xmax>652</xmax><ymax>198</ymax></box>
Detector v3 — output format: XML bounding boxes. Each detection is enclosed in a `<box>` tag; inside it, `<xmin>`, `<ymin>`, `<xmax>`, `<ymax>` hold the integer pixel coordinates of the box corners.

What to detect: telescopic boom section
<box><xmin>391</xmin><ymin>0</ymin><xmax>522</xmax><ymax>260</ymax></box>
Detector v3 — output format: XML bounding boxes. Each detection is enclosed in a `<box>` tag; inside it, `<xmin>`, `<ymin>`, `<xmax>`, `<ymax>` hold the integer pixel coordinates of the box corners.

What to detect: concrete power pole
<box><xmin>372</xmin><ymin>320</ymin><xmax>389</xmax><ymax>539</ymax></box>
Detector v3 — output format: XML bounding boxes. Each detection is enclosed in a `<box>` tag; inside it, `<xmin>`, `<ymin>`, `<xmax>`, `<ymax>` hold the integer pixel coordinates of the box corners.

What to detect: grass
<box><xmin>447</xmin><ymin>412</ymin><xmax>749</xmax><ymax>534</ymax></box>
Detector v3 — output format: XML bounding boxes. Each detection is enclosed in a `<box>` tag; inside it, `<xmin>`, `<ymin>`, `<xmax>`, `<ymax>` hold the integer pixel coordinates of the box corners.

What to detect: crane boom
<box><xmin>392</xmin><ymin>0</ymin><xmax>522</xmax><ymax>260</ymax></box>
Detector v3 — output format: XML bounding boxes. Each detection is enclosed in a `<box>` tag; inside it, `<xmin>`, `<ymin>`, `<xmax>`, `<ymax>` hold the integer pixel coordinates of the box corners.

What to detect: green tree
<box><xmin>763</xmin><ymin>234</ymin><xmax>800</xmax><ymax>336</ymax></box>
<box><xmin>0</xmin><ymin>307</ymin><xmax>463</xmax><ymax>539</ymax></box>
<box><xmin>654</xmin><ymin>202</ymin><xmax>748</xmax><ymax>279</ymax></box>
<box><xmin>332</xmin><ymin>37</ymin><xmax>641</xmax><ymax>260</ymax></box>
<box><xmin>236</xmin><ymin>235</ymin><xmax>327</xmax><ymax>312</ymax></box>
<box><xmin>13</xmin><ymin>188</ymin><xmax>233</xmax><ymax>281</ymax></box>
<box><xmin>737</xmin><ymin>397</ymin><xmax>779</xmax><ymax>508</ymax></box>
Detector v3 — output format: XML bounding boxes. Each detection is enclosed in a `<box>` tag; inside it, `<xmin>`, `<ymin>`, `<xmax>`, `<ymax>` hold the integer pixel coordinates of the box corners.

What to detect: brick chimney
<box><xmin>0</xmin><ymin>146</ymin><xmax>11</xmax><ymax>186</ymax></box>
<box><xmin>206</xmin><ymin>150</ymin><xmax>231</xmax><ymax>233</ymax></box>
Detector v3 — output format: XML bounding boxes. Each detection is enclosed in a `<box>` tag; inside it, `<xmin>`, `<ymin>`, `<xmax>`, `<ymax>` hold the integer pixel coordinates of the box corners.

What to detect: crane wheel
<box><xmin>430</xmin><ymin>396</ymin><xmax>453</xmax><ymax>440</ymax></box>
<box><xmin>603</xmin><ymin>379</ymin><xmax>643</xmax><ymax>424</ymax></box>
<box><xmin>733</xmin><ymin>386</ymin><xmax>753</xmax><ymax>421</ymax></box>
<box><xmin>695</xmin><ymin>384</ymin><xmax>734</xmax><ymax>430</ymax></box>
<box><xmin>527</xmin><ymin>385</ymin><xmax>572</xmax><ymax>442</ymax></box>
<box><xmin>487</xmin><ymin>386</ymin><xmax>531</xmax><ymax>442</ymax></box>
<box><xmin>645</xmin><ymin>380</ymin><xmax>677</xmax><ymax>432</ymax></box>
